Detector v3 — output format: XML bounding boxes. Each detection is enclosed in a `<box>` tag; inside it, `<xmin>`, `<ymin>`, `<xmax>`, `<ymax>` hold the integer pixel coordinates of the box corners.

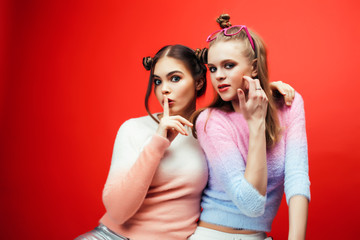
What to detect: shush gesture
<box><xmin>156</xmin><ymin>95</ymin><xmax>193</xmax><ymax>142</ymax></box>
<box><xmin>237</xmin><ymin>76</ymin><xmax>268</xmax><ymax>123</ymax></box>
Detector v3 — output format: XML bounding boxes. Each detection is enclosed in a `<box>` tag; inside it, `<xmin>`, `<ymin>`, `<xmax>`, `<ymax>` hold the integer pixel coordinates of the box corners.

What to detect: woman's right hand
<box><xmin>237</xmin><ymin>76</ymin><xmax>268</xmax><ymax>128</ymax></box>
<box><xmin>156</xmin><ymin>95</ymin><xmax>193</xmax><ymax>142</ymax></box>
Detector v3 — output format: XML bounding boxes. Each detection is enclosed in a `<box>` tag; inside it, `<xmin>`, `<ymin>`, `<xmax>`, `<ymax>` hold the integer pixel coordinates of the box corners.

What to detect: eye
<box><xmin>224</xmin><ymin>63</ymin><xmax>235</xmax><ymax>69</ymax></box>
<box><xmin>208</xmin><ymin>66</ymin><xmax>216</xmax><ymax>73</ymax></box>
<box><xmin>154</xmin><ymin>79</ymin><xmax>162</xmax><ymax>86</ymax></box>
<box><xmin>170</xmin><ymin>75</ymin><xmax>181</xmax><ymax>82</ymax></box>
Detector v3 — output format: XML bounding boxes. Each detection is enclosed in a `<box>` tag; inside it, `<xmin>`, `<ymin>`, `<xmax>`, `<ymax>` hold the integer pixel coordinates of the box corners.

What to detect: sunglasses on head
<box><xmin>206</xmin><ymin>25</ymin><xmax>256</xmax><ymax>53</ymax></box>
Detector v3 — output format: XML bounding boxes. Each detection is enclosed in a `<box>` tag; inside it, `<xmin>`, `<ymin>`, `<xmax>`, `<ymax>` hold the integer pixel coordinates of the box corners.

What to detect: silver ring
<box><xmin>256</xmin><ymin>88</ymin><xmax>262</xmax><ymax>90</ymax></box>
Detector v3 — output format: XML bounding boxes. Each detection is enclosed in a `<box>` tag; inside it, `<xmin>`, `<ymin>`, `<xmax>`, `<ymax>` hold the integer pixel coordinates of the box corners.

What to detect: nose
<box><xmin>161</xmin><ymin>82</ymin><xmax>171</xmax><ymax>95</ymax></box>
<box><xmin>215</xmin><ymin>69</ymin><xmax>225</xmax><ymax>81</ymax></box>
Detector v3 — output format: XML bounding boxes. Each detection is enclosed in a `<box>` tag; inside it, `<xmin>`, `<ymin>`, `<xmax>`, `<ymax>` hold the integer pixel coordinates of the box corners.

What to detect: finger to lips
<box><xmin>163</xmin><ymin>95</ymin><xmax>169</xmax><ymax>117</ymax></box>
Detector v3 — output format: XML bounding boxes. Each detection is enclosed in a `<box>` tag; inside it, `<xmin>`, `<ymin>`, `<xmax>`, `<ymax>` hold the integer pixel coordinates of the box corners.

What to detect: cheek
<box><xmin>210</xmin><ymin>74</ymin><xmax>216</xmax><ymax>83</ymax></box>
<box><xmin>210</xmin><ymin>75</ymin><xmax>217</xmax><ymax>86</ymax></box>
<box><xmin>154</xmin><ymin>86</ymin><xmax>162</xmax><ymax>102</ymax></box>
<box><xmin>179</xmin><ymin>80</ymin><xmax>196</xmax><ymax>95</ymax></box>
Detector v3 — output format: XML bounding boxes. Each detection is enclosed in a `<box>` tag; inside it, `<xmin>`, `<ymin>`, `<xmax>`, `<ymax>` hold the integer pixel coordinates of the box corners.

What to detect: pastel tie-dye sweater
<box><xmin>195</xmin><ymin>92</ymin><xmax>310</xmax><ymax>232</ymax></box>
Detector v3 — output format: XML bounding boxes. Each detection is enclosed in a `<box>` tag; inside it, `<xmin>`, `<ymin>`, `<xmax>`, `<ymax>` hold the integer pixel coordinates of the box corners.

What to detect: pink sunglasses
<box><xmin>206</xmin><ymin>25</ymin><xmax>256</xmax><ymax>52</ymax></box>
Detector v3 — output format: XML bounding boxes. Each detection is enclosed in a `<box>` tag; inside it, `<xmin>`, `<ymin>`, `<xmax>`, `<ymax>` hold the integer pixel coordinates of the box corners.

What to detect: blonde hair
<box><xmin>192</xmin><ymin>14</ymin><xmax>282</xmax><ymax>148</ymax></box>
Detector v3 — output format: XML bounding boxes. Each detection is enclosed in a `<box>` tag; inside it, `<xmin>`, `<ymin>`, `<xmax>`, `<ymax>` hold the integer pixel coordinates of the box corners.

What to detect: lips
<box><xmin>218</xmin><ymin>84</ymin><xmax>230</xmax><ymax>92</ymax></box>
<box><xmin>162</xmin><ymin>98</ymin><xmax>175</xmax><ymax>106</ymax></box>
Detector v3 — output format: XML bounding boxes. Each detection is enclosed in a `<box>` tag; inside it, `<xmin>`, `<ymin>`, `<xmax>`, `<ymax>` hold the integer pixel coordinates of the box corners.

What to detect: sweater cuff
<box><xmin>146</xmin><ymin>134</ymin><xmax>171</xmax><ymax>156</ymax></box>
<box><xmin>285</xmin><ymin>181</ymin><xmax>311</xmax><ymax>204</ymax></box>
<box><xmin>239</xmin><ymin>178</ymin><xmax>266</xmax><ymax>217</ymax></box>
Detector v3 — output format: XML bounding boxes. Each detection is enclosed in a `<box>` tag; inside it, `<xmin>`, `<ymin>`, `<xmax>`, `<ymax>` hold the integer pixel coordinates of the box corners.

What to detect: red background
<box><xmin>1</xmin><ymin>0</ymin><xmax>360</xmax><ymax>239</ymax></box>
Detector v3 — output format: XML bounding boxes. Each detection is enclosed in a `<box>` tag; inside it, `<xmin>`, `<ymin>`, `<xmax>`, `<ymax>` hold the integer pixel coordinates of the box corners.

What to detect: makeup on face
<box><xmin>153</xmin><ymin>57</ymin><xmax>197</xmax><ymax>118</ymax></box>
<box><xmin>208</xmin><ymin>41</ymin><xmax>254</xmax><ymax>102</ymax></box>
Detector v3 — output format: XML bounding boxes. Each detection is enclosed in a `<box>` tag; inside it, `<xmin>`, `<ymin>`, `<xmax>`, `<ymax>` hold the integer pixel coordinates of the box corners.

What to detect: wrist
<box><xmin>156</xmin><ymin>127</ymin><xmax>167</xmax><ymax>138</ymax></box>
<box><xmin>247</xmin><ymin>120</ymin><xmax>266</xmax><ymax>134</ymax></box>
<box><xmin>288</xmin><ymin>228</ymin><xmax>306</xmax><ymax>240</ymax></box>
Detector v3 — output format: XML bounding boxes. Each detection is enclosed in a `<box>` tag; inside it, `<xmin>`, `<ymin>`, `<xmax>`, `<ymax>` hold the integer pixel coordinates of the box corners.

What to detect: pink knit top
<box><xmin>100</xmin><ymin>115</ymin><xmax>208</xmax><ymax>240</ymax></box>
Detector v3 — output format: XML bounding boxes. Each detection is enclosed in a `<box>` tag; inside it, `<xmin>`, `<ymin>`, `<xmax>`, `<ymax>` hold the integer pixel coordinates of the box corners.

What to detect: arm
<box><xmin>288</xmin><ymin>195</ymin><xmax>309</xmax><ymax>240</ymax></box>
<box><xmin>103</xmin><ymin>97</ymin><xmax>192</xmax><ymax>224</ymax></box>
<box><xmin>284</xmin><ymin>93</ymin><xmax>311</xmax><ymax>239</ymax></box>
<box><xmin>238</xmin><ymin>77</ymin><xmax>268</xmax><ymax>196</ymax></box>
<box><xmin>196</xmin><ymin>110</ymin><xmax>266</xmax><ymax>217</ymax></box>
<box><xmin>102</xmin><ymin>120</ymin><xmax>170</xmax><ymax>224</ymax></box>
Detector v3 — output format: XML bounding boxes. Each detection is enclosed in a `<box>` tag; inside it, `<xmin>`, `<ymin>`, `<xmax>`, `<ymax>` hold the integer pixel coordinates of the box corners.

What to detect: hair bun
<box><xmin>216</xmin><ymin>13</ymin><xmax>231</xmax><ymax>29</ymax></box>
<box><xmin>194</xmin><ymin>48</ymin><xmax>208</xmax><ymax>64</ymax></box>
<box><xmin>142</xmin><ymin>57</ymin><xmax>153</xmax><ymax>71</ymax></box>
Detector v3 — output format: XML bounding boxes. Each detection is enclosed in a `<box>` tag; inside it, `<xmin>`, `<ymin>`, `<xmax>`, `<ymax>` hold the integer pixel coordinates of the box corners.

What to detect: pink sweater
<box><xmin>100</xmin><ymin>115</ymin><xmax>208</xmax><ymax>240</ymax></box>
<box><xmin>195</xmin><ymin>92</ymin><xmax>310</xmax><ymax>231</ymax></box>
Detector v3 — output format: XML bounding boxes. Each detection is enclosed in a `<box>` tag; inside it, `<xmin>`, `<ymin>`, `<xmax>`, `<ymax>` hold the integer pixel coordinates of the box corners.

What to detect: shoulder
<box><xmin>118</xmin><ymin>116</ymin><xmax>157</xmax><ymax>134</ymax></box>
<box><xmin>277</xmin><ymin>92</ymin><xmax>306</xmax><ymax>128</ymax></box>
<box><xmin>197</xmin><ymin>108</ymin><xmax>229</xmax><ymax>123</ymax></box>
<box><xmin>120</xmin><ymin>115</ymin><xmax>157</xmax><ymax>129</ymax></box>
<box><xmin>278</xmin><ymin>92</ymin><xmax>305</xmax><ymax>114</ymax></box>
<box><xmin>293</xmin><ymin>92</ymin><xmax>304</xmax><ymax>106</ymax></box>
<box><xmin>288</xmin><ymin>92</ymin><xmax>305</xmax><ymax>116</ymax></box>
<box><xmin>196</xmin><ymin>108</ymin><xmax>237</xmax><ymax>137</ymax></box>
<box><xmin>113</xmin><ymin>115</ymin><xmax>159</xmax><ymax>149</ymax></box>
<box><xmin>197</xmin><ymin>108</ymin><xmax>224</xmax><ymax>128</ymax></box>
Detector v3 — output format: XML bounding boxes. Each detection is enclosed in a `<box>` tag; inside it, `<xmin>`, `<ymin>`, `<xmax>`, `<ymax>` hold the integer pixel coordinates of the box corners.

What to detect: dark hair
<box><xmin>142</xmin><ymin>44</ymin><xmax>207</xmax><ymax>123</ymax></box>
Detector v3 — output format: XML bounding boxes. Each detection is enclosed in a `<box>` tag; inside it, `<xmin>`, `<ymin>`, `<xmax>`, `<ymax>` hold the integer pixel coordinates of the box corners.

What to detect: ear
<box><xmin>195</xmin><ymin>77</ymin><xmax>205</xmax><ymax>91</ymax></box>
<box><xmin>251</xmin><ymin>59</ymin><xmax>258</xmax><ymax>78</ymax></box>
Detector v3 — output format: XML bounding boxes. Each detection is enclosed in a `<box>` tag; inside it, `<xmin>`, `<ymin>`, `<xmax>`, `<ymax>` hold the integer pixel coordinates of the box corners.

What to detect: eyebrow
<box><xmin>207</xmin><ymin>59</ymin><xmax>234</xmax><ymax>66</ymax></box>
<box><xmin>152</xmin><ymin>70</ymin><xmax>184</xmax><ymax>79</ymax></box>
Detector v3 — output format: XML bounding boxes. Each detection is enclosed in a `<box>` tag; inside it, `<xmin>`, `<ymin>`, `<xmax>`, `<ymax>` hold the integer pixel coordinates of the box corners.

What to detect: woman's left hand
<box><xmin>270</xmin><ymin>81</ymin><xmax>295</xmax><ymax>106</ymax></box>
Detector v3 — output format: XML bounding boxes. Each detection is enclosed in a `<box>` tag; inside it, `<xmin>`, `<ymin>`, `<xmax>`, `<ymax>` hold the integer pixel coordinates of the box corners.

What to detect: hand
<box><xmin>238</xmin><ymin>76</ymin><xmax>268</xmax><ymax>124</ymax></box>
<box><xmin>270</xmin><ymin>81</ymin><xmax>295</xmax><ymax>106</ymax></box>
<box><xmin>156</xmin><ymin>95</ymin><xmax>193</xmax><ymax>142</ymax></box>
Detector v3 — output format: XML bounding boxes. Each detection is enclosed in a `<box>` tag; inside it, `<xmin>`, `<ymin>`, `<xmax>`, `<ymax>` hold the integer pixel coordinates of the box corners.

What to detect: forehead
<box><xmin>208</xmin><ymin>40</ymin><xmax>246</xmax><ymax>64</ymax></box>
<box><xmin>154</xmin><ymin>56</ymin><xmax>191</xmax><ymax>76</ymax></box>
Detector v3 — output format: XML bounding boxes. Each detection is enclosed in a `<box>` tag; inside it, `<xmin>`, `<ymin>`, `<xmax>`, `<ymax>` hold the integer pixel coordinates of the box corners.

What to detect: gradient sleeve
<box><xmin>284</xmin><ymin>93</ymin><xmax>311</xmax><ymax>204</ymax></box>
<box><xmin>102</xmin><ymin>119</ymin><xmax>170</xmax><ymax>224</ymax></box>
<box><xmin>196</xmin><ymin>110</ymin><xmax>266</xmax><ymax>217</ymax></box>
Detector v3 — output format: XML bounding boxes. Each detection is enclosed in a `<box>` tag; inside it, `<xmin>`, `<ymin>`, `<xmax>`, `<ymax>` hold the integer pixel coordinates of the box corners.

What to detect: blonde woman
<box><xmin>190</xmin><ymin>14</ymin><xmax>310</xmax><ymax>240</ymax></box>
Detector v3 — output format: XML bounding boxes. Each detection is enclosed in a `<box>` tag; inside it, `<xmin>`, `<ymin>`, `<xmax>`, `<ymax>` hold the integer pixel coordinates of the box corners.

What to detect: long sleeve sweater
<box><xmin>195</xmin><ymin>92</ymin><xmax>310</xmax><ymax>232</ymax></box>
<box><xmin>100</xmin><ymin>115</ymin><xmax>208</xmax><ymax>240</ymax></box>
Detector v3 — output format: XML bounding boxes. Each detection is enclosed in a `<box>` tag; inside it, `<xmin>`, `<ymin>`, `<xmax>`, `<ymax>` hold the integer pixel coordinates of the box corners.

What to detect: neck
<box><xmin>231</xmin><ymin>99</ymin><xmax>240</xmax><ymax>113</ymax></box>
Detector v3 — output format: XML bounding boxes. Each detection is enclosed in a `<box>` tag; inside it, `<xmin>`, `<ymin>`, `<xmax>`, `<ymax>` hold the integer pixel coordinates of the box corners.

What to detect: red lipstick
<box><xmin>218</xmin><ymin>84</ymin><xmax>230</xmax><ymax>92</ymax></box>
<box><xmin>162</xmin><ymin>98</ymin><xmax>175</xmax><ymax>106</ymax></box>
<box><xmin>168</xmin><ymin>98</ymin><xmax>174</xmax><ymax>106</ymax></box>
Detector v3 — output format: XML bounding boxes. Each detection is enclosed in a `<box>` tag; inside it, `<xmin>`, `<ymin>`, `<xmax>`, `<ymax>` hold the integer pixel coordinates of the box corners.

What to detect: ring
<box><xmin>256</xmin><ymin>88</ymin><xmax>262</xmax><ymax>90</ymax></box>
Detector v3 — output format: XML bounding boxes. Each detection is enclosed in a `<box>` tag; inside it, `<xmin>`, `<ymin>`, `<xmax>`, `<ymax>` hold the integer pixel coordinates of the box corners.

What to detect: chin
<box><xmin>219</xmin><ymin>94</ymin><xmax>235</xmax><ymax>102</ymax></box>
